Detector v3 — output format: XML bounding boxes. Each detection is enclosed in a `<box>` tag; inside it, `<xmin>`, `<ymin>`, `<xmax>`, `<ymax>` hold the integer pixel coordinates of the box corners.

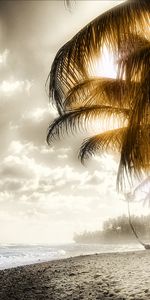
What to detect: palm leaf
<box><xmin>117</xmin><ymin>124</ymin><xmax>150</xmax><ymax>190</ymax></box>
<box><xmin>64</xmin><ymin>78</ymin><xmax>138</xmax><ymax>110</ymax></box>
<box><xmin>79</xmin><ymin>127</ymin><xmax>127</xmax><ymax>163</ymax></box>
<box><xmin>117</xmin><ymin>63</ymin><xmax>150</xmax><ymax>189</ymax></box>
<box><xmin>119</xmin><ymin>42</ymin><xmax>150</xmax><ymax>83</ymax></box>
<box><xmin>47</xmin><ymin>106</ymin><xmax>129</xmax><ymax>144</ymax></box>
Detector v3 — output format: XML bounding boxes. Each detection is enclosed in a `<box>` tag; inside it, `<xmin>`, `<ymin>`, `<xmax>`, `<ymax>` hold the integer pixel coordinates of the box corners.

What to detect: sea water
<box><xmin>0</xmin><ymin>243</ymin><xmax>143</xmax><ymax>270</ymax></box>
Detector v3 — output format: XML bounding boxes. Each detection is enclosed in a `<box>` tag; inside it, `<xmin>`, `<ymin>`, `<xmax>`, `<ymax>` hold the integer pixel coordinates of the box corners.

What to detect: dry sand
<box><xmin>0</xmin><ymin>250</ymin><xmax>150</xmax><ymax>300</ymax></box>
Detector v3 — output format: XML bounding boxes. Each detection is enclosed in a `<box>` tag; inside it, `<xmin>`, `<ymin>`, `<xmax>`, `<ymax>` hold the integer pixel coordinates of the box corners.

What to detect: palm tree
<box><xmin>47</xmin><ymin>0</ymin><xmax>149</xmax><ymax>189</ymax></box>
<box><xmin>47</xmin><ymin>0</ymin><xmax>150</xmax><ymax>244</ymax></box>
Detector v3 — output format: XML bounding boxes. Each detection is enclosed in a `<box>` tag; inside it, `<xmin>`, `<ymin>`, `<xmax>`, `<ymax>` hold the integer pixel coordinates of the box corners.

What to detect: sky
<box><xmin>0</xmin><ymin>0</ymin><xmax>147</xmax><ymax>245</ymax></box>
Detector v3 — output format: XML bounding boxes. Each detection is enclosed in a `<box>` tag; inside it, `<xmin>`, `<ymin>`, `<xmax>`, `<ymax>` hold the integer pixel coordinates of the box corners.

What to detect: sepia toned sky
<box><xmin>0</xmin><ymin>0</ymin><xmax>146</xmax><ymax>244</ymax></box>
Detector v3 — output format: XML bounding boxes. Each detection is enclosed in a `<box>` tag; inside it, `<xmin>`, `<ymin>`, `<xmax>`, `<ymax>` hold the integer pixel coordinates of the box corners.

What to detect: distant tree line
<box><xmin>73</xmin><ymin>215</ymin><xmax>150</xmax><ymax>244</ymax></box>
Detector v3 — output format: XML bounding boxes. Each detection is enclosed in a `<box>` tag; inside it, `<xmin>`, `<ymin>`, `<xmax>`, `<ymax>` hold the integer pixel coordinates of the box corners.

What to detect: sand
<box><xmin>0</xmin><ymin>250</ymin><xmax>150</xmax><ymax>300</ymax></box>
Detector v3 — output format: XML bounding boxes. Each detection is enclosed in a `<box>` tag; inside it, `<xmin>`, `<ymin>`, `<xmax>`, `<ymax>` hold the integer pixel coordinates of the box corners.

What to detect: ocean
<box><xmin>0</xmin><ymin>243</ymin><xmax>144</xmax><ymax>270</ymax></box>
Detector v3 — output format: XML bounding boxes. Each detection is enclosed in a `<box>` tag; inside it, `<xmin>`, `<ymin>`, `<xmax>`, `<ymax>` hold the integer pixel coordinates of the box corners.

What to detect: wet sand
<box><xmin>0</xmin><ymin>250</ymin><xmax>150</xmax><ymax>300</ymax></box>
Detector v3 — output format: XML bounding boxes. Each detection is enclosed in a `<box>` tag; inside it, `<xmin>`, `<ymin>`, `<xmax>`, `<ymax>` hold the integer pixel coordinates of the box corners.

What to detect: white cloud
<box><xmin>9</xmin><ymin>140</ymin><xmax>37</xmax><ymax>155</ymax></box>
<box><xmin>26</xmin><ymin>108</ymin><xmax>49</xmax><ymax>122</ymax></box>
<box><xmin>0</xmin><ymin>0</ymin><xmax>131</xmax><ymax>244</ymax></box>
<box><xmin>0</xmin><ymin>79</ymin><xmax>32</xmax><ymax>95</ymax></box>
<box><xmin>93</xmin><ymin>154</ymin><xmax>119</xmax><ymax>173</ymax></box>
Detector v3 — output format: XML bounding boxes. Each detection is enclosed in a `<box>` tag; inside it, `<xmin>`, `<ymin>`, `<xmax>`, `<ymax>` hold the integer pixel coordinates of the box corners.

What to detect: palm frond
<box><xmin>47</xmin><ymin>106</ymin><xmax>129</xmax><ymax>144</ymax></box>
<box><xmin>117</xmin><ymin>65</ymin><xmax>150</xmax><ymax>190</ymax></box>
<box><xmin>119</xmin><ymin>42</ymin><xmax>150</xmax><ymax>83</ymax></box>
<box><xmin>117</xmin><ymin>124</ymin><xmax>150</xmax><ymax>190</ymax></box>
<box><xmin>49</xmin><ymin>0</ymin><xmax>150</xmax><ymax>112</ymax></box>
<box><xmin>79</xmin><ymin>127</ymin><xmax>127</xmax><ymax>163</ymax></box>
<box><xmin>64</xmin><ymin>78</ymin><xmax>138</xmax><ymax>110</ymax></box>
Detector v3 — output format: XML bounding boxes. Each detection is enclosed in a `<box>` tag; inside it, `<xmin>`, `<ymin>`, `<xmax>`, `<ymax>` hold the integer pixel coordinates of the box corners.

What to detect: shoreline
<box><xmin>0</xmin><ymin>244</ymin><xmax>144</xmax><ymax>271</ymax></box>
<box><xmin>0</xmin><ymin>250</ymin><xmax>150</xmax><ymax>299</ymax></box>
<box><xmin>0</xmin><ymin>249</ymin><xmax>145</xmax><ymax>271</ymax></box>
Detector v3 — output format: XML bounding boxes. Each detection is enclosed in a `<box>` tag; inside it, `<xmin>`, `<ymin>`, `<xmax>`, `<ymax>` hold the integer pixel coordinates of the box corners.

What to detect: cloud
<box><xmin>0</xmin><ymin>116</ymin><xmax>124</xmax><ymax>243</ymax></box>
<box><xmin>0</xmin><ymin>79</ymin><xmax>32</xmax><ymax>95</ymax></box>
<box><xmin>0</xmin><ymin>0</ymin><xmax>128</xmax><ymax>244</ymax></box>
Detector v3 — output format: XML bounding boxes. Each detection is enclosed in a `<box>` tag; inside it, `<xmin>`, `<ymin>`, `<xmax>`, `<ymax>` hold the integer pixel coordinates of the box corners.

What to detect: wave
<box><xmin>0</xmin><ymin>243</ymin><xmax>143</xmax><ymax>270</ymax></box>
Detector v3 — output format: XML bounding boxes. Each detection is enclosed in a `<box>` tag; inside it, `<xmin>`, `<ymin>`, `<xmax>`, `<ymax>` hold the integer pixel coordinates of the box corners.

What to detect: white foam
<box><xmin>0</xmin><ymin>243</ymin><xmax>143</xmax><ymax>270</ymax></box>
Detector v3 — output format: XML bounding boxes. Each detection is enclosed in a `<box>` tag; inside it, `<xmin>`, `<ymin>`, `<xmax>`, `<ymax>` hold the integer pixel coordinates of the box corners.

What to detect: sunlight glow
<box><xmin>88</xmin><ymin>45</ymin><xmax>117</xmax><ymax>79</ymax></box>
<box><xmin>87</xmin><ymin>45</ymin><xmax>127</xmax><ymax>135</ymax></box>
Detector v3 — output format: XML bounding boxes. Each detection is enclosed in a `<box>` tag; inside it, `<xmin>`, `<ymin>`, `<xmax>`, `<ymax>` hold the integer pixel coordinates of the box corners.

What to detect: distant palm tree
<box><xmin>47</xmin><ymin>0</ymin><xmax>150</xmax><ymax>247</ymax></box>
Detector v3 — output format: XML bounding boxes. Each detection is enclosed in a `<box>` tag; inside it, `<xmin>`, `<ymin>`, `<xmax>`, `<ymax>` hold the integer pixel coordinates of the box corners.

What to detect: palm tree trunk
<box><xmin>127</xmin><ymin>199</ymin><xmax>150</xmax><ymax>249</ymax></box>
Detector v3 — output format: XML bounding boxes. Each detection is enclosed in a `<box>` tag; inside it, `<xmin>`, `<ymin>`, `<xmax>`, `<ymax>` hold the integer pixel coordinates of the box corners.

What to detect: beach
<box><xmin>0</xmin><ymin>250</ymin><xmax>150</xmax><ymax>300</ymax></box>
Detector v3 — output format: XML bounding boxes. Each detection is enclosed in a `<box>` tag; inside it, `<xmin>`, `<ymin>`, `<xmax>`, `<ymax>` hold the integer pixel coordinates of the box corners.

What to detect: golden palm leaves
<box><xmin>47</xmin><ymin>0</ymin><xmax>150</xmax><ymax>191</ymax></box>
